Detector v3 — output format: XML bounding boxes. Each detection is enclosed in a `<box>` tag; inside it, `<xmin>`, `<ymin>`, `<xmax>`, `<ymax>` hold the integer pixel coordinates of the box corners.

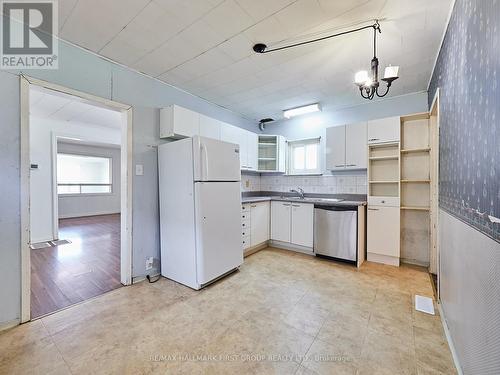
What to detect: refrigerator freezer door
<box><xmin>314</xmin><ymin>208</ymin><xmax>357</xmax><ymax>261</ymax></box>
<box><xmin>192</xmin><ymin>136</ymin><xmax>241</xmax><ymax>181</ymax></box>
<box><xmin>194</xmin><ymin>181</ymin><xmax>243</xmax><ymax>285</ymax></box>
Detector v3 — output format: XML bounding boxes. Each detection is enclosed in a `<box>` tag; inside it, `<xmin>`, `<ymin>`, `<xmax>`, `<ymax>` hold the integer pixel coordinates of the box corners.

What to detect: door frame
<box><xmin>20</xmin><ymin>75</ymin><xmax>134</xmax><ymax>323</ymax></box>
<box><xmin>430</xmin><ymin>88</ymin><xmax>440</xmax><ymax>296</ymax></box>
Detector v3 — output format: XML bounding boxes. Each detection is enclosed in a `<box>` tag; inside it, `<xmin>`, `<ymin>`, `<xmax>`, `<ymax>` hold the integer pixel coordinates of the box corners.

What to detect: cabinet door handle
<box><xmin>334</xmin><ymin>164</ymin><xmax>345</xmax><ymax>167</ymax></box>
<box><xmin>283</xmin><ymin>203</ymin><xmax>291</xmax><ymax>206</ymax></box>
<box><xmin>368</xmin><ymin>208</ymin><xmax>379</xmax><ymax>211</ymax></box>
<box><xmin>368</xmin><ymin>138</ymin><xmax>379</xmax><ymax>142</ymax></box>
<box><xmin>292</xmin><ymin>204</ymin><xmax>300</xmax><ymax>207</ymax></box>
<box><xmin>347</xmin><ymin>164</ymin><xmax>356</xmax><ymax>167</ymax></box>
<box><xmin>250</xmin><ymin>205</ymin><xmax>257</xmax><ymax>208</ymax></box>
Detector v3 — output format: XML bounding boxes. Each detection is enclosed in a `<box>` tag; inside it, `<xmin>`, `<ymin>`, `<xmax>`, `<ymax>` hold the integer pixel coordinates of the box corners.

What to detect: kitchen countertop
<box><xmin>241</xmin><ymin>195</ymin><xmax>366</xmax><ymax>207</ymax></box>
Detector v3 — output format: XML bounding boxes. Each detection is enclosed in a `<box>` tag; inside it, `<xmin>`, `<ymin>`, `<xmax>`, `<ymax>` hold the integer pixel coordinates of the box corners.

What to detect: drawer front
<box><xmin>241</xmin><ymin>219</ymin><xmax>250</xmax><ymax>229</ymax></box>
<box><xmin>368</xmin><ymin>196</ymin><xmax>400</xmax><ymax>207</ymax></box>
<box><xmin>242</xmin><ymin>235</ymin><xmax>251</xmax><ymax>249</ymax></box>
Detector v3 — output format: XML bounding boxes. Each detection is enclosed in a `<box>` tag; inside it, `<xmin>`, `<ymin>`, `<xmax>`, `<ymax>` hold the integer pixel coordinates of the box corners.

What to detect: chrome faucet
<box><xmin>290</xmin><ymin>187</ymin><xmax>305</xmax><ymax>199</ymax></box>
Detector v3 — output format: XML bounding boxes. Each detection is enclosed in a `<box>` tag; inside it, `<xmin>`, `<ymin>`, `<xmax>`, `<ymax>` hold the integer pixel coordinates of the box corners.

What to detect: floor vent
<box><xmin>415</xmin><ymin>295</ymin><xmax>435</xmax><ymax>315</ymax></box>
<box><xmin>50</xmin><ymin>239</ymin><xmax>72</xmax><ymax>246</ymax></box>
<box><xmin>30</xmin><ymin>239</ymin><xmax>72</xmax><ymax>250</ymax></box>
<box><xmin>30</xmin><ymin>242</ymin><xmax>52</xmax><ymax>250</ymax></box>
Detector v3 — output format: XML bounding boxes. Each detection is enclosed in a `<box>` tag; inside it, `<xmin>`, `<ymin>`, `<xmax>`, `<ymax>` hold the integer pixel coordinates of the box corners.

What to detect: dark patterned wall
<box><xmin>428</xmin><ymin>0</ymin><xmax>500</xmax><ymax>243</ymax></box>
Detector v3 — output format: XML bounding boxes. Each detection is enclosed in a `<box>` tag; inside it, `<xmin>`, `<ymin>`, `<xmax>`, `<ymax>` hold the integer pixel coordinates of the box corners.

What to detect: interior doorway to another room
<box><xmin>24</xmin><ymin>80</ymin><xmax>132</xmax><ymax>319</ymax></box>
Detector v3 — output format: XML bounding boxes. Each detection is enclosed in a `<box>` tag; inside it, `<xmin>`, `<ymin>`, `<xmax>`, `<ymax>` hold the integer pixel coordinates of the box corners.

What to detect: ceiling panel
<box><xmin>57</xmin><ymin>0</ymin><xmax>453</xmax><ymax>121</ymax></box>
<box><xmin>60</xmin><ymin>0</ymin><xmax>150</xmax><ymax>51</ymax></box>
<box><xmin>30</xmin><ymin>87</ymin><xmax>122</xmax><ymax>129</ymax></box>
<box><xmin>234</xmin><ymin>0</ymin><xmax>294</xmax><ymax>22</ymax></box>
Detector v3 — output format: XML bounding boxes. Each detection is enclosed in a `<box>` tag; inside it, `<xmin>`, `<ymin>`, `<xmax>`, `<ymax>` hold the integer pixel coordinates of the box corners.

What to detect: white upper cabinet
<box><xmin>160</xmin><ymin>105</ymin><xmax>199</xmax><ymax>139</ymax></box>
<box><xmin>345</xmin><ymin>122</ymin><xmax>367</xmax><ymax>169</ymax></box>
<box><xmin>367</xmin><ymin>116</ymin><xmax>400</xmax><ymax>144</ymax></box>
<box><xmin>258</xmin><ymin>135</ymin><xmax>287</xmax><ymax>173</ymax></box>
<box><xmin>221</xmin><ymin>123</ymin><xmax>257</xmax><ymax>170</ymax></box>
<box><xmin>161</xmin><ymin>105</ymin><xmax>259</xmax><ymax>171</ymax></box>
<box><xmin>199</xmin><ymin>114</ymin><xmax>221</xmax><ymax>140</ymax></box>
<box><xmin>325</xmin><ymin>122</ymin><xmax>367</xmax><ymax>170</ymax></box>
<box><xmin>325</xmin><ymin>125</ymin><xmax>346</xmax><ymax>170</ymax></box>
<box><xmin>246</xmin><ymin>132</ymin><xmax>258</xmax><ymax>171</ymax></box>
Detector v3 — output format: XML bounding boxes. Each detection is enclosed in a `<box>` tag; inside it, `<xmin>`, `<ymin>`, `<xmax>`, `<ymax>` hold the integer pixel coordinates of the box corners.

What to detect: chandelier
<box><xmin>354</xmin><ymin>21</ymin><xmax>399</xmax><ymax>100</ymax></box>
<box><xmin>252</xmin><ymin>20</ymin><xmax>399</xmax><ymax>101</ymax></box>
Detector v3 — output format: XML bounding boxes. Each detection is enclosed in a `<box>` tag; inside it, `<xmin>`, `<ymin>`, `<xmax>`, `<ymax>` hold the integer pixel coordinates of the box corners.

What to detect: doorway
<box><xmin>20</xmin><ymin>76</ymin><xmax>133</xmax><ymax>321</ymax></box>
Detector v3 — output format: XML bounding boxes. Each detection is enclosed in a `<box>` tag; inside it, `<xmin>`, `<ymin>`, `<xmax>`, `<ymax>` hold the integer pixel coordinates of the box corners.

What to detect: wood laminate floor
<box><xmin>30</xmin><ymin>214</ymin><xmax>122</xmax><ymax>318</ymax></box>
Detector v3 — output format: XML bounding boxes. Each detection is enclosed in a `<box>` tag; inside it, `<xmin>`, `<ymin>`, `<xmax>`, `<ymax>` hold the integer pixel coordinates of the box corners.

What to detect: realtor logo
<box><xmin>1</xmin><ymin>0</ymin><xmax>58</xmax><ymax>69</ymax></box>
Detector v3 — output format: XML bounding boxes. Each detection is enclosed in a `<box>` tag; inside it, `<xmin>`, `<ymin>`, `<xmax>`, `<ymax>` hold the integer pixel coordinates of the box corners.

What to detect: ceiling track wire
<box><xmin>254</xmin><ymin>20</ymin><xmax>381</xmax><ymax>54</ymax></box>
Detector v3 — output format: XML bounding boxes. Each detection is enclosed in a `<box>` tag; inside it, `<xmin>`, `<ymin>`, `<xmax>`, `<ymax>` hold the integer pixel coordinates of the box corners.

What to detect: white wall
<box><xmin>29</xmin><ymin>116</ymin><xmax>121</xmax><ymax>242</ymax></box>
<box><xmin>57</xmin><ymin>142</ymin><xmax>121</xmax><ymax>219</ymax></box>
<box><xmin>439</xmin><ymin>210</ymin><xmax>500</xmax><ymax>374</ymax></box>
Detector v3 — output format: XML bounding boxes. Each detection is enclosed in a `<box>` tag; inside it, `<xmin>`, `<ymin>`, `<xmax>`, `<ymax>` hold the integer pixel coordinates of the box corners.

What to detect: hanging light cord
<box><xmin>254</xmin><ymin>20</ymin><xmax>381</xmax><ymax>54</ymax></box>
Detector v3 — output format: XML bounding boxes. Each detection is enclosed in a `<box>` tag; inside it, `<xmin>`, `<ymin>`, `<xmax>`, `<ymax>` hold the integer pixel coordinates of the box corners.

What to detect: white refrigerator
<box><xmin>158</xmin><ymin>136</ymin><xmax>243</xmax><ymax>290</ymax></box>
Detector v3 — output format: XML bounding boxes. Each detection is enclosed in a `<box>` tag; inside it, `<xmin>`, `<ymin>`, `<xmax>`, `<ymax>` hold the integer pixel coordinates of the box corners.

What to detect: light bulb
<box><xmin>354</xmin><ymin>70</ymin><xmax>368</xmax><ymax>85</ymax></box>
<box><xmin>384</xmin><ymin>65</ymin><xmax>399</xmax><ymax>79</ymax></box>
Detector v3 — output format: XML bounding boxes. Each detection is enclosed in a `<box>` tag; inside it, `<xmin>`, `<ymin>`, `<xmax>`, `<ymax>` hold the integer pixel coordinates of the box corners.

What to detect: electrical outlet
<box><xmin>245</xmin><ymin>180</ymin><xmax>250</xmax><ymax>188</ymax></box>
<box><xmin>145</xmin><ymin>256</ymin><xmax>154</xmax><ymax>270</ymax></box>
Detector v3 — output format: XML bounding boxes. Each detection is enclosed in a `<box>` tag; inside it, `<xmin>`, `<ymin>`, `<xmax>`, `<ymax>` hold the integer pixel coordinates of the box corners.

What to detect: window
<box><xmin>57</xmin><ymin>153</ymin><xmax>112</xmax><ymax>195</ymax></box>
<box><xmin>288</xmin><ymin>138</ymin><xmax>321</xmax><ymax>175</ymax></box>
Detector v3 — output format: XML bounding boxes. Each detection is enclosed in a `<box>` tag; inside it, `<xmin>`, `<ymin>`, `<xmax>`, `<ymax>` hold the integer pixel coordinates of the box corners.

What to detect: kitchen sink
<box><xmin>278</xmin><ymin>197</ymin><xmax>344</xmax><ymax>203</ymax></box>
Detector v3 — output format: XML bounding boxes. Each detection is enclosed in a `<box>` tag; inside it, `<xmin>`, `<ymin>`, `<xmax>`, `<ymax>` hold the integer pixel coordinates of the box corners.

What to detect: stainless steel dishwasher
<box><xmin>314</xmin><ymin>205</ymin><xmax>357</xmax><ymax>262</ymax></box>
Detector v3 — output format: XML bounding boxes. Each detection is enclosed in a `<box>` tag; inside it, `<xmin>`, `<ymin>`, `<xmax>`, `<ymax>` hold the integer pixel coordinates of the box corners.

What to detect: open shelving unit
<box><xmin>368</xmin><ymin>142</ymin><xmax>400</xmax><ymax>198</ymax></box>
<box><xmin>258</xmin><ymin>135</ymin><xmax>278</xmax><ymax>171</ymax></box>
<box><xmin>399</xmin><ymin>113</ymin><xmax>433</xmax><ymax>266</ymax></box>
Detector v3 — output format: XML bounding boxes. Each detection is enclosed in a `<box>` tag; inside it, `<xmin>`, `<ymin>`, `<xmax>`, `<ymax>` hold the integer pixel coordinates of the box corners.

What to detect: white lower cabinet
<box><xmin>290</xmin><ymin>203</ymin><xmax>314</xmax><ymax>247</ymax></box>
<box><xmin>241</xmin><ymin>201</ymin><xmax>270</xmax><ymax>250</ymax></box>
<box><xmin>271</xmin><ymin>201</ymin><xmax>314</xmax><ymax>248</ymax></box>
<box><xmin>367</xmin><ymin>205</ymin><xmax>400</xmax><ymax>265</ymax></box>
<box><xmin>271</xmin><ymin>201</ymin><xmax>291</xmax><ymax>242</ymax></box>
<box><xmin>250</xmin><ymin>202</ymin><xmax>269</xmax><ymax>246</ymax></box>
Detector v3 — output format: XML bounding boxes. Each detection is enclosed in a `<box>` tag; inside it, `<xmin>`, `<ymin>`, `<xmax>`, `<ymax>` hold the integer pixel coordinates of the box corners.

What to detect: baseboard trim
<box><xmin>0</xmin><ymin>318</ymin><xmax>20</xmax><ymax>332</ymax></box>
<box><xmin>244</xmin><ymin>242</ymin><xmax>268</xmax><ymax>257</ymax></box>
<box><xmin>132</xmin><ymin>272</ymin><xmax>161</xmax><ymax>284</ymax></box>
<box><xmin>367</xmin><ymin>252</ymin><xmax>399</xmax><ymax>266</ymax></box>
<box><xmin>437</xmin><ymin>303</ymin><xmax>463</xmax><ymax>375</ymax></box>
<box><xmin>401</xmin><ymin>258</ymin><xmax>430</xmax><ymax>268</ymax></box>
<box><xmin>58</xmin><ymin>211</ymin><xmax>120</xmax><ymax>219</ymax></box>
<box><xmin>268</xmin><ymin>240</ymin><xmax>314</xmax><ymax>255</ymax></box>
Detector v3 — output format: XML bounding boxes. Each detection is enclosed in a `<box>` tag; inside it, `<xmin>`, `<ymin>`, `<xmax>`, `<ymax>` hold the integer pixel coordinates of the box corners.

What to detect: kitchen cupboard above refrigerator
<box><xmin>159</xmin><ymin>104</ymin><xmax>259</xmax><ymax>172</ymax></box>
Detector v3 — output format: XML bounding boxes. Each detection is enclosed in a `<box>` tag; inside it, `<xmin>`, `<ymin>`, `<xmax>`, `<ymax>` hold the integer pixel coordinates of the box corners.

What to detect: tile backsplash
<box><xmin>241</xmin><ymin>172</ymin><xmax>367</xmax><ymax>194</ymax></box>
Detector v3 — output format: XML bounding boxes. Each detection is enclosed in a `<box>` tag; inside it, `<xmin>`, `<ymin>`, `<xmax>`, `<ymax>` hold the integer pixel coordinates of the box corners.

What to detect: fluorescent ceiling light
<box><xmin>57</xmin><ymin>136</ymin><xmax>82</xmax><ymax>141</ymax></box>
<box><xmin>283</xmin><ymin>103</ymin><xmax>321</xmax><ymax>119</ymax></box>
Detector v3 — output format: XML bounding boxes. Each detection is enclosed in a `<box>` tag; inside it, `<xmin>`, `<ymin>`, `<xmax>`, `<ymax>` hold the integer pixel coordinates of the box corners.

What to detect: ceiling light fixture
<box><xmin>354</xmin><ymin>21</ymin><xmax>399</xmax><ymax>100</ymax></box>
<box><xmin>283</xmin><ymin>103</ymin><xmax>321</xmax><ymax>119</ymax></box>
<box><xmin>253</xmin><ymin>20</ymin><xmax>399</xmax><ymax>101</ymax></box>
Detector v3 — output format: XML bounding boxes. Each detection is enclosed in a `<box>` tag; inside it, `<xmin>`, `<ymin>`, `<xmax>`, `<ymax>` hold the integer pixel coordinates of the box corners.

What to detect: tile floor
<box><xmin>0</xmin><ymin>248</ymin><xmax>457</xmax><ymax>374</ymax></box>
